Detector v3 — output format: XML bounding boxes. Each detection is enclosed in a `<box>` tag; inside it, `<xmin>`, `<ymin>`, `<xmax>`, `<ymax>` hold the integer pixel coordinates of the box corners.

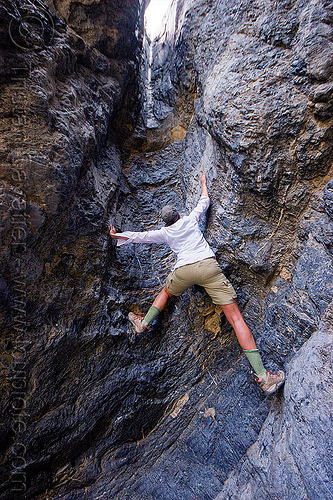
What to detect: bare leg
<box><xmin>151</xmin><ymin>285</ymin><xmax>172</xmax><ymax>312</ymax></box>
<box><xmin>220</xmin><ymin>304</ymin><xmax>286</xmax><ymax>392</ymax></box>
<box><xmin>220</xmin><ymin>302</ymin><xmax>257</xmax><ymax>350</ymax></box>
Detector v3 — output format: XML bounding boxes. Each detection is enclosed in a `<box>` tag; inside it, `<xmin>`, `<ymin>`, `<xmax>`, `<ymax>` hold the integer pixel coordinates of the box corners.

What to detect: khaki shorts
<box><xmin>166</xmin><ymin>257</ymin><xmax>237</xmax><ymax>305</ymax></box>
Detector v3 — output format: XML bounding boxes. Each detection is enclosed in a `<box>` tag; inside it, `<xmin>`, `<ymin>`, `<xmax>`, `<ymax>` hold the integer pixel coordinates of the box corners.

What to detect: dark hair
<box><xmin>165</xmin><ymin>213</ymin><xmax>180</xmax><ymax>227</ymax></box>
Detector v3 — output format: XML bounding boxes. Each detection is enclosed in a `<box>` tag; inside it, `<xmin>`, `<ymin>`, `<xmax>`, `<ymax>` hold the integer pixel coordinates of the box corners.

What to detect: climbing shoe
<box><xmin>128</xmin><ymin>312</ymin><xmax>148</xmax><ymax>334</ymax></box>
<box><xmin>255</xmin><ymin>370</ymin><xmax>285</xmax><ymax>395</ymax></box>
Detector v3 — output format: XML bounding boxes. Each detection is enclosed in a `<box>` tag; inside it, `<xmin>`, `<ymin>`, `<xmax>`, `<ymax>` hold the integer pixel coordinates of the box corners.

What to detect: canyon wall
<box><xmin>0</xmin><ymin>0</ymin><xmax>332</xmax><ymax>499</ymax></box>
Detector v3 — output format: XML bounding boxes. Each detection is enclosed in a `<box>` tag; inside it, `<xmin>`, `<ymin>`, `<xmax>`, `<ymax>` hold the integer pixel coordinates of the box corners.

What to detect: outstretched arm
<box><xmin>109</xmin><ymin>224</ymin><xmax>167</xmax><ymax>247</ymax></box>
<box><xmin>188</xmin><ymin>173</ymin><xmax>210</xmax><ymax>222</ymax></box>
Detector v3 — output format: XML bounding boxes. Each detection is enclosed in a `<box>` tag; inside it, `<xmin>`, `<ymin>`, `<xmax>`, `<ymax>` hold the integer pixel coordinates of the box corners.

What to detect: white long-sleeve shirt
<box><xmin>115</xmin><ymin>196</ymin><xmax>215</xmax><ymax>269</ymax></box>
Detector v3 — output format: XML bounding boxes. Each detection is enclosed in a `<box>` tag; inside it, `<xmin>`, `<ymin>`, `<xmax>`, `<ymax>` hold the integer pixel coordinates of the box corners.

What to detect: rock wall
<box><xmin>0</xmin><ymin>0</ymin><xmax>148</xmax><ymax>498</ymax></box>
<box><xmin>0</xmin><ymin>0</ymin><xmax>333</xmax><ymax>499</ymax></box>
<box><xmin>215</xmin><ymin>302</ymin><xmax>333</xmax><ymax>500</ymax></box>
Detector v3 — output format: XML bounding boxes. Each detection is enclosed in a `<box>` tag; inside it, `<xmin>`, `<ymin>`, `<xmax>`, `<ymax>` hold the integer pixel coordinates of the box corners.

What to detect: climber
<box><xmin>109</xmin><ymin>174</ymin><xmax>285</xmax><ymax>395</ymax></box>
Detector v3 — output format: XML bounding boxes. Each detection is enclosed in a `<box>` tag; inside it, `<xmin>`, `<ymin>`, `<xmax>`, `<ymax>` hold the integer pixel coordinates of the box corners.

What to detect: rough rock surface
<box><xmin>0</xmin><ymin>0</ymin><xmax>333</xmax><ymax>499</ymax></box>
<box><xmin>215</xmin><ymin>303</ymin><xmax>333</xmax><ymax>500</ymax></box>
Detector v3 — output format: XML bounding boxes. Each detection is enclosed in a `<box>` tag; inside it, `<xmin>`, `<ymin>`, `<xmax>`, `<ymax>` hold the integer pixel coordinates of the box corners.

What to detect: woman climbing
<box><xmin>109</xmin><ymin>174</ymin><xmax>285</xmax><ymax>395</ymax></box>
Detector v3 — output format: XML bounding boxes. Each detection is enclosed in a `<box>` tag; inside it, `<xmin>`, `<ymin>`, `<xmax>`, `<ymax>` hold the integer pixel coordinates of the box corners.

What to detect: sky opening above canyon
<box><xmin>144</xmin><ymin>0</ymin><xmax>172</xmax><ymax>39</ymax></box>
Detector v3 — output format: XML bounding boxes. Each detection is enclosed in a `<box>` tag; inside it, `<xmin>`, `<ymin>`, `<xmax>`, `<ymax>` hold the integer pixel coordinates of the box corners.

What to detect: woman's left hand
<box><xmin>109</xmin><ymin>224</ymin><xmax>117</xmax><ymax>238</ymax></box>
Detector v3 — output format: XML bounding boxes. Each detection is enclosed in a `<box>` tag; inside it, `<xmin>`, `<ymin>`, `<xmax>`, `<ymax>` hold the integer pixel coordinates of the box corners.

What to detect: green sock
<box><xmin>143</xmin><ymin>306</ymin><xmax>160</xmax><ymax>326</ymax></box>
<box><xmin>243</xmin><ymin>349</ymin><xmax>267</xmax><ymax>377</ymax></box>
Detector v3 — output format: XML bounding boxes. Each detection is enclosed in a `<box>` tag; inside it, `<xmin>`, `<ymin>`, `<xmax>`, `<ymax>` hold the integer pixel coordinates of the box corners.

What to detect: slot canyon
<box><xmin>0</xmin><ymin>0</ymin><xmax>333</xmax><ymax>499</ymax></box>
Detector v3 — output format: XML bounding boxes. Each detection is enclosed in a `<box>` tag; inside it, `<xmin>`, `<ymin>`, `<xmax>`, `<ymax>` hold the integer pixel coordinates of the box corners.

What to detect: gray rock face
<box><xmin>215</xmin><ymin>303</ymin><xmax>333</xmax><ymax>500</ymax></box>
<box><xmin>1</xmin><ymin>0</ymin><xmax>333</xmax><ymax>499</ymax></box>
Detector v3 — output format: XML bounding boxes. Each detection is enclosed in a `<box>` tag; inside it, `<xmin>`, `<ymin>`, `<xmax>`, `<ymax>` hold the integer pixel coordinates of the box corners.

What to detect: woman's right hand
<box><xmin>201</xmin><ymin>173</ymin><xmax>208</xmax><ymax>197</ymax></box>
